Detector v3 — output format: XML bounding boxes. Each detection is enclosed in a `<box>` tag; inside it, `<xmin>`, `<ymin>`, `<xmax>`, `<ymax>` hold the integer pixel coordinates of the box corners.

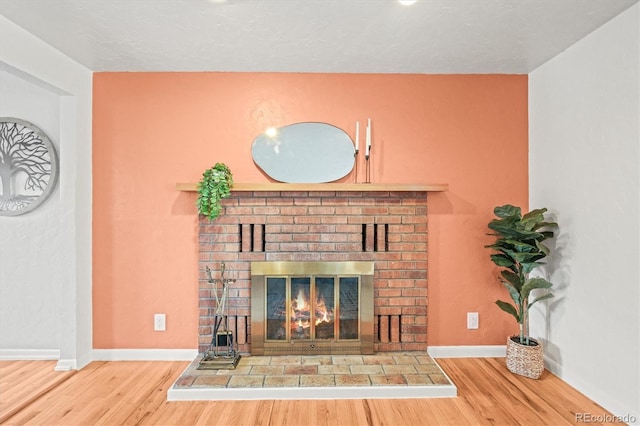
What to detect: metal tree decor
<box><xmin>0</xmin><ymin>118</ymin><xmax>59</xmax><ymax>216</ymax></box>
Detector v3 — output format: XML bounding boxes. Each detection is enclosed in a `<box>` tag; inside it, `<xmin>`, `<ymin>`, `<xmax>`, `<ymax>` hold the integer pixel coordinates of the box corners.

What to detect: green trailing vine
<box><xmin>196</xmin><ymin>163</ymin><xmax>233</xmax><ymax>221</ymax></box>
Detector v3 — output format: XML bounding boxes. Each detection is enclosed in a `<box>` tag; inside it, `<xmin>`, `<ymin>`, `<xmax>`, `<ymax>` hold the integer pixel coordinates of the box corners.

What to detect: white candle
<box><xmin>366</xmin><ymin>118</ymin><xmax>371</xmax><ymax>157</ymax></box>
<box><xmin>355</xmin><ymin>121</ymin><xmax>360</xmax><ymax>151</ymax></box>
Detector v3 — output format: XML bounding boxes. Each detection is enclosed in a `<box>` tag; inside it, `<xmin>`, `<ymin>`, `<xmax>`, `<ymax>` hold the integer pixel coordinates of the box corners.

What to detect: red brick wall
<box><xmin>198</xmin><ymin>190</ymin><xmax>428</xmax><ymax>354</ymax></box>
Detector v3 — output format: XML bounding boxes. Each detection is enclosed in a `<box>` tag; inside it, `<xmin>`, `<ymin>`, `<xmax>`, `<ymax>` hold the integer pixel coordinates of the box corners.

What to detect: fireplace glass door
<box><xmin>265</xmin><ymin>275</ymin><xmax>359</xmax><ymax>343</ymax></box>
<box><xmin>251</xmin><ymin>261</ymin><xmax>374</xmax><ymax>355</ymax></box>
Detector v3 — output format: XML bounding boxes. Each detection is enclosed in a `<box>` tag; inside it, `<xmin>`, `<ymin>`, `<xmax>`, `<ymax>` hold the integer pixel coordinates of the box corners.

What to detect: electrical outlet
<box><xmin>467</xmin><ymin>312</ymin><xmax>479</xmax><ymax>329</ymax></box>
<box><xmin>154</xmin><ymin>314</ymin><xmax>166</xmax><ymax>331</ymax></box>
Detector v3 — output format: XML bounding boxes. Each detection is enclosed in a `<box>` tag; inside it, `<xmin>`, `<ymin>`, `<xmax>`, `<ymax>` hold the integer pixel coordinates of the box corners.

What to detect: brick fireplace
<box><xmin>198</xmin><ymin>188</ymin><xmax>429</xmax><ymax>355</ymax></box>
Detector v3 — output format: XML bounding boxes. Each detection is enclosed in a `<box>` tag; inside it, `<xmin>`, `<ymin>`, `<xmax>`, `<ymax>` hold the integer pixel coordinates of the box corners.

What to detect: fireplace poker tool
<box><xmin>198</xmin><ymin>262</ymin><xmax>241</xmax><ymax>370</ymax></box>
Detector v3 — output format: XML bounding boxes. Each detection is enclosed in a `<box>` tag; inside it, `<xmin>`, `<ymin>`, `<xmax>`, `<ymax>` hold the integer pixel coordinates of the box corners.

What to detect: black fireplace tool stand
<box><xmin>197</xmin><ymin>263</ymin><xmax>241</xmax><ymax>370</ymax></box>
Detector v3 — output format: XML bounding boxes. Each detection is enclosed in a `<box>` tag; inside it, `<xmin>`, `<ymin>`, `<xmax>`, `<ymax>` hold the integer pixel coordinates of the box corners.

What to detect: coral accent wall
<box><xmin>92</xmin><ymin>73</ymin><xmax>527</xmax><ymax>349</ymax></box>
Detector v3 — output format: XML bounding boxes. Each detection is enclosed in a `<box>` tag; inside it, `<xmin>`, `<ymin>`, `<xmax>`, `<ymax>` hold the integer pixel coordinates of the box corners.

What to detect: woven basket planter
<box><xmin>506</xmin><ymin>335</ymin><xmax>544</xmax><ymax>379</ymax></box>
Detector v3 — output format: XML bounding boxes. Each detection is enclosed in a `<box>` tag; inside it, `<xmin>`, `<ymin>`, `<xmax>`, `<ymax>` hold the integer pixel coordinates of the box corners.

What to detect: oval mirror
<box><xmin>251</xmin><ymin>122</ymin><xmax>355</xmax><ymax>183</ymax></box>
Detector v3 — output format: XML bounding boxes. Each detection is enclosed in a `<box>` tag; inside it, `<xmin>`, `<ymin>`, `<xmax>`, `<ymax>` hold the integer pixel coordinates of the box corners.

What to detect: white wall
<box><xmin>0</xmin><ymin>16</ymin><xmax>93</xmax><ymax>370</ymax></box>
<box><xmin>0</xmin><ymin>70</ymin><xmax>62</xmax><ymax>357</ymax></box>
<box><xmin>529</xmin><ymin>4</ymin><xmax>639</xmax><ymax>423</ymax></box>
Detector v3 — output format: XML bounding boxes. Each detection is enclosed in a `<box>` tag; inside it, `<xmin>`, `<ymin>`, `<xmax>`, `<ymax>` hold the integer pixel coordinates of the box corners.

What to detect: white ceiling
<box><xmin>1</xmin><ymin>0</ymin><xmax>638</xmax><ymax>74</ymax></box>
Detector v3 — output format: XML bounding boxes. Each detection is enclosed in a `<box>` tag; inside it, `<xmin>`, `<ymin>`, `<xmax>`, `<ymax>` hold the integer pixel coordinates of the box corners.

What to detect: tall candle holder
<box><xmin>354</xmin><ymin>148</ymin><xmax>359</xmax><ymax>183</ymax></box>
<box><xmin>365</xmin><ymin>148</ymin><xmax>371</xmax><ymax>183</ymax></box>
<box><xmin>365</xmin><ymin>118</ymin><xmax>372</xmax><ymax>183</ymax></box>
<box><xmin>353</xmin><ymin>120</ymin><xmax>360</xmax><ymax>183</ymax></box>
<box><xmin>198</xmin><ymin>262</ymin><xmax>242</xmax><ymax>370</ymax></box>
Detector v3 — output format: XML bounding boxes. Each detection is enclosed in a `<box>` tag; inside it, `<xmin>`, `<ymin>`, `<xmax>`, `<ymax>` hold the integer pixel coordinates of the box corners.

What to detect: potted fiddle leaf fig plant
<box><xmin>486</xmin><ymin>204</ymin><xmax>557</xmax><ymax>379</ymax></box>
<box><xmin>196</xmin><ymin>163</ymin><xmax>233</xmax><ymax>221</ymax></box>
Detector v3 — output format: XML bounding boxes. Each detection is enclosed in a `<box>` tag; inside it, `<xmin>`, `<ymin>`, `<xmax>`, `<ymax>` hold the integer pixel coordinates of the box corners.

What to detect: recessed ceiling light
<box><xmin>399</xmin><ymin>0</ymin><xmax>417</xmax><ymax>5</ymax></box>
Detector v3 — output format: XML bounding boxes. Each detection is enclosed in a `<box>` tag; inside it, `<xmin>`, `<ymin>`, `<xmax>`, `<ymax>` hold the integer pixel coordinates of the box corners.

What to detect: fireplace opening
<box><xmin>266</xmin><ymin>275</ymin><xmax>359</xmax><ymax>341</ymax></box>
<box><xmin>251</xmin><ymin>261</ymin><xmax>374</xmax><ymax>355</ymax></box>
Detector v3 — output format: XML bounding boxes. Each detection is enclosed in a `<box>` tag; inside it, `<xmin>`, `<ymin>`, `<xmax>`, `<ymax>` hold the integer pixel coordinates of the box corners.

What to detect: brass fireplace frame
<box><xmin>250</xmin><ymin>261</ymin><xmax>374</xmax><ymax>355</ymax></box>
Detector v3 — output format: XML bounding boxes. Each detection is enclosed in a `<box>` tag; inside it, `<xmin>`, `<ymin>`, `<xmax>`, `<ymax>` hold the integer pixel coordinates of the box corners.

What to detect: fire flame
<box><xmin>290</xmin><ymin>287</ymin><xmax>334</xmax><ymax>331</ymax></box>
<box><xmin>293</xmin><ymin>288</ymin><xmax>306</xmax><ymax>311</ymax></box>
<box><xmin>315</xmin><ymin>296</ymin><xmax>331</xmax><ymax>325</ymax></box>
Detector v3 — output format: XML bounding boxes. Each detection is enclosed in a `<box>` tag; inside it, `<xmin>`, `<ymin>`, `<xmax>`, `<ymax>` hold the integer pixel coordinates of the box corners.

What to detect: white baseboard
<box><xmin>544</xmin><ymin>355</ymin><xmax>639</xmax><ymax>426</ymax></box>
<box><xmin>427</xmin><ymin>345</ymin><xmax>506</xmax><ymax>358</ymax></box>
<box><xmin>0</xmin><ymin>349</ymin><xmax>60</xmax><ymax>360</ymax></box>
<box><xmin>93</xmin><ymin>349</ymin><xmax>198</xmax><ymax>361</ymax></box>
<box><xmin>543</xmin><ymin>354</ymin><xmax>562</xmax><ymax>374</ymax></box>
<box><xmin>55</xmin><ymin>359</ymin><xmax>77</xmax><ymax>371</ymax></box>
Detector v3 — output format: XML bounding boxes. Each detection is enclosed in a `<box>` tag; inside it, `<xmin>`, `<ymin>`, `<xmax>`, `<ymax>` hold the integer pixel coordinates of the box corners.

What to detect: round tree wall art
<box><xmin>0</xmin><ymin>118</ymin><xmax>59</xmax><ymax>216</ymax></box>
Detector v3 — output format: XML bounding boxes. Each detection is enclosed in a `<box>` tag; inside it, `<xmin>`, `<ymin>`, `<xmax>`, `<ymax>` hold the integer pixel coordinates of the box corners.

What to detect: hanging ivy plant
<box><xmin>196</xmin><ymin>163</ymin><xmax>233</xmax><ymax>221</ymax></box>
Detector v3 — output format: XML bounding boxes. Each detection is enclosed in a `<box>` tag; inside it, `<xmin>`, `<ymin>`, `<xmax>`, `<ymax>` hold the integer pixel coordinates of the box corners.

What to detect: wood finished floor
<box><xmin>0</xmin><ymin>358</ymin><xmax>613</xmax><ymax>425</ymax></box>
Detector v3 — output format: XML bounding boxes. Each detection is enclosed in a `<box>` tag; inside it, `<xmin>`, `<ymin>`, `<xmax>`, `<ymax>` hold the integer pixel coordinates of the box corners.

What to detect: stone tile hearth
<box><xmin>168</xmin><ymin>352</ymin><xmax>456</xmax><ymax>401</ymax></box>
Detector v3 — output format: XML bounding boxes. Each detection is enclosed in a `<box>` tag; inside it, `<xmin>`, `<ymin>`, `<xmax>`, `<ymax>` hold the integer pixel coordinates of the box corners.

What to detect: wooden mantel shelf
<box><xmin>176</xmin><ymin>182</ymin><xmax>448</xmax><ymax>192</ymax></box>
